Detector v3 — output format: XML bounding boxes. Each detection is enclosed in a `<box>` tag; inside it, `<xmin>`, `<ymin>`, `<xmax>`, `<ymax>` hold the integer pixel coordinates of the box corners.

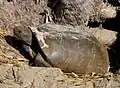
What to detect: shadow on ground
<box><xmin>4</xmin><ymin>35</ymin><xmax>34</xmax><ymax>65</ymax></box>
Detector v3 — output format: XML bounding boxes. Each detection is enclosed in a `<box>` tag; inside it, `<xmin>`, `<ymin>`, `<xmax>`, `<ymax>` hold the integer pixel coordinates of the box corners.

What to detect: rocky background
<box><xmin>0</xmin><ymin>0</ymin><xmax>120</xmax><ymax>88</ymax></box>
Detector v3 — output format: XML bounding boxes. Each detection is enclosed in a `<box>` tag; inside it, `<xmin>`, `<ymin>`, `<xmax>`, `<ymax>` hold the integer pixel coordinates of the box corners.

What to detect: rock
<box><xmin>0</xmin><ymin>65</ymin><xmax>67</xmax><ymax>88</ymax></box>
<box><xmin>48</xmin><ymin>0</ymin><xmax>116</xmax><ymax>26</ymax></box>
<box><xmin>0</xmin><ymin>65</ymin><xmax>120</xmax><ymax>88</ymax></box>
<box><xmin>89</xmin><ymin>3</ymin><xmax>116</xmax><ymax>24</ymax></box>
<box><xmin>34</xmin><ymin>24</ymin><xmax>109</xmax><ymax>75</ymax></box>
<box><xmin>86</xmin><ymin>28</ymin><xmax>118</xmax><ymax>46</ymax></box>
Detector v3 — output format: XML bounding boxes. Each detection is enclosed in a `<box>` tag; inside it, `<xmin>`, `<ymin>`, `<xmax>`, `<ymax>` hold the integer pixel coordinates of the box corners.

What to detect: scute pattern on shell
<box><xmin>36</xmin><ymin>24</ymin><xmax>109</xmax><ymax>75</ymax></box>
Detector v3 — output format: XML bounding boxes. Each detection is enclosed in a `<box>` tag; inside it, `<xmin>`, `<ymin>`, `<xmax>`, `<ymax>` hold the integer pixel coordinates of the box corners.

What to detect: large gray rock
<box><xmin>86</xmin><ymin>28</ymin><xmax>118</xmax><ymax>46</ymax></box>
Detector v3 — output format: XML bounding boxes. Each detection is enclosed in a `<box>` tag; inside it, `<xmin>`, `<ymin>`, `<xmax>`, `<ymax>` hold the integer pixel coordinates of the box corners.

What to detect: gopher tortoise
<box><xmin>13</xmin><ymin>24</ymin><xmax>109</xmax><ymax>75</ymax></box>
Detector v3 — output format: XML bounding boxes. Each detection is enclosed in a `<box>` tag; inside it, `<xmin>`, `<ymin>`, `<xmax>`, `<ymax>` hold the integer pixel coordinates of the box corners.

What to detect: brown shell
<box><xmin>38</xmin><ymin>24</ymin><xmax>109</xmax><ymax>75</ymax></box>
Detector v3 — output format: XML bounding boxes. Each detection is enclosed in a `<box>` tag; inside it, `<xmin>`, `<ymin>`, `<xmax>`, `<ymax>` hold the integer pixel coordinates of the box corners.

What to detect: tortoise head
<box><xmin>13</xmin><ymin>25</ymin><xmax>32</xmax><ymax>46</ymax></box>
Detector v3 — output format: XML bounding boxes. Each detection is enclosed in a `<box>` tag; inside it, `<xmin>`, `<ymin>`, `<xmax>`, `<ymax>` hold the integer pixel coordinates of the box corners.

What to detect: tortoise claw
<box><xmin>41</xmin><ymin>44</ymin><xmax>49</xmax><ymax>49</ymax></box>
<box><xmin>44</xmin><ymin>8</ymin><xmax>53</xmax><ymax>23</ymax></box>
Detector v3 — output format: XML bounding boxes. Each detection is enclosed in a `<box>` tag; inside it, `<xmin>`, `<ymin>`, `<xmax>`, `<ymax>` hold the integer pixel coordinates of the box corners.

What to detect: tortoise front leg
<box><xmin>34</xmin><ymin>53</ymin><xmax>52</xmax><ymax>67</ymax></box>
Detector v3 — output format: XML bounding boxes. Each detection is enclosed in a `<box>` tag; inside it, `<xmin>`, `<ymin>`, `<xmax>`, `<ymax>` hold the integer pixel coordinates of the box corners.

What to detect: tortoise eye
<box><xmin>18</xmin><ymin>30</ymin><xmax>22</xmax><ymax>33</ymax></box>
